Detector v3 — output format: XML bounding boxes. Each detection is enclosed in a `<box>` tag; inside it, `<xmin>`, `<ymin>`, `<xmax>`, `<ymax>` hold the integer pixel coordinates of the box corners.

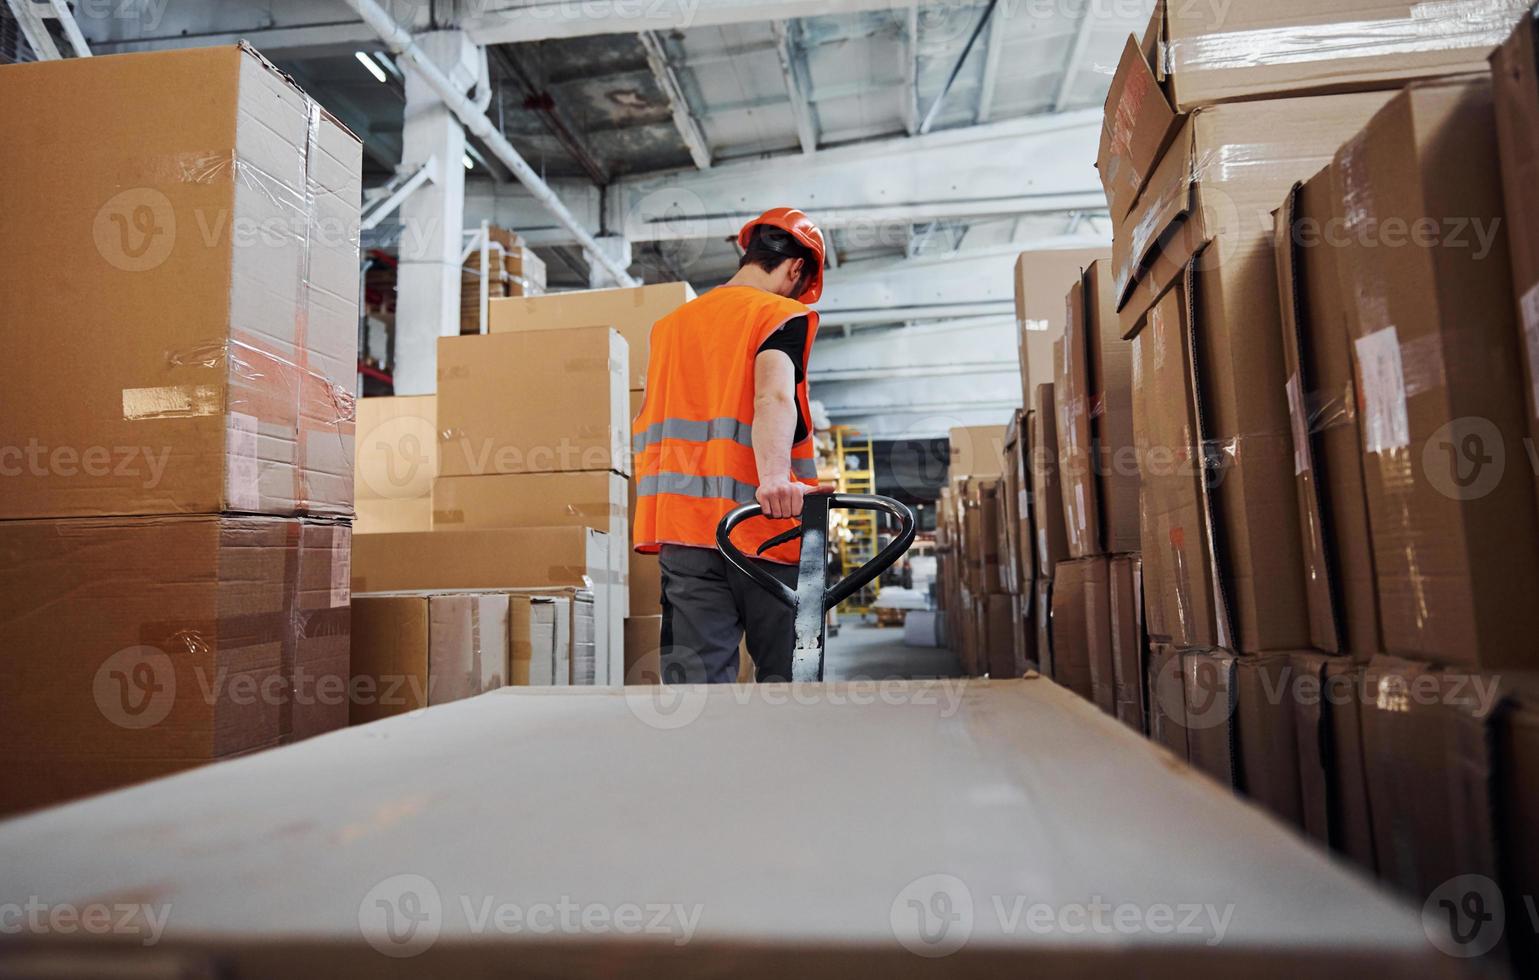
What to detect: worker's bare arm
<box><xmin>752</xmin><ymin>349</ymin><xmax>806</xmax><ymax>519</ymax></box>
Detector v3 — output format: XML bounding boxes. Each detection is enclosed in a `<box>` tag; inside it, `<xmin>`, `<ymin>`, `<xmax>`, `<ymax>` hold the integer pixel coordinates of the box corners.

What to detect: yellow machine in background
<box><xmin>828</xmin><ymin>426</ymin><xmax>879</xmax><ymax>616</ymax></box>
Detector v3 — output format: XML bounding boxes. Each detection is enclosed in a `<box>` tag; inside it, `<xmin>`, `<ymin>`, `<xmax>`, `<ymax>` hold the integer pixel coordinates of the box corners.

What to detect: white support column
<box><xmin>589</xmin><ymin>236</ymin><xmax>634</xmax><ymax>289</ymax></box>
<box><xmin>394</xmin><ymin>30</ymin><xmax>478</xmax><ymax>395</ymax></box>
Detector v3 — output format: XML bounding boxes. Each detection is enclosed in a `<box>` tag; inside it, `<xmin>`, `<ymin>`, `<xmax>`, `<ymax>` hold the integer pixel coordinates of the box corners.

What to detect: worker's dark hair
<box><xmin>739</xmin><ymin>224</ymin><xmax>816</xmax><ymax>292</ymax></box>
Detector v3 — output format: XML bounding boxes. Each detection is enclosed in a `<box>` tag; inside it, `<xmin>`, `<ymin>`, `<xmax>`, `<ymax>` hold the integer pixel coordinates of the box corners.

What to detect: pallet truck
<box><xmin>716</xmin><ymin>492</ymin><xmax>916</xmax><ymax>682</ymax></box>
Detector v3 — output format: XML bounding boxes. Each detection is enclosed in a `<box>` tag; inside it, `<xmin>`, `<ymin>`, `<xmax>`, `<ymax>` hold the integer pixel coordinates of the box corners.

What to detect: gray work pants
<box><xmin>658</xmin><ymin>544</ymin><xmax>798</xmax><ymax>683</ymax></box>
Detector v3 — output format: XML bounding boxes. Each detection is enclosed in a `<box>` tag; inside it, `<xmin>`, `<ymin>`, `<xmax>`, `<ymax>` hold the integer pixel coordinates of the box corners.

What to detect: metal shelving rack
<box><xmin>830</xmin><ymin>426</ymin><xmax>880</xmax><ymax>616</ymax></box>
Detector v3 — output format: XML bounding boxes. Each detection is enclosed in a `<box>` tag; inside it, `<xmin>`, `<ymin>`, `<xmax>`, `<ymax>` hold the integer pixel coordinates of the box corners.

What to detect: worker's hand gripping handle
<box><xmin>715</xmin><ymin>493</ymin><xmax>918</xmax><ymax>613</ymax></box>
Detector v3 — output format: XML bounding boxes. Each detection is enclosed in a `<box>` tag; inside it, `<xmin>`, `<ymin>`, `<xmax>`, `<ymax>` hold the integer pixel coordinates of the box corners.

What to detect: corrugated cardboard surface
<box><xmin>1493</xmin><ymin>11</ymin><xmax>1539</xmax><ymax>516</ymax></box>
<box><xmin>1028</xmin><ymin>385</ymin><xmax>1070</xmax><ymax>576</ymax></box>
<box><xmin>966</xmin><ymin>478</ymin><xmax>1006</xmax><ymax>595</ymax></box>
<box><xmin>510</xmin><ymin>594</ymin><xmax>563</xmax><ymax>686</ymax></box>
<box><xmin>0</xmin><ymin>45</ymin><xmax>361</xmax><ymax>520</ymax></box>
<box><xmin>1130</xmin><ymin>280</ymin><xmax>1226</xmax><ymax>651</ymax></box>
<box><xmin>1109</xmin><ymin>554</ymin><xmax>1146</xmax><ymax>733</ymax></box>
<box><xmin>1290</xmin><ymin>652</ymin><xmax>1377</xmax><ymax>871</ymax></box>
<box><xmin>1359</xmin><ymin>655</ymin><xmax>1502</xmax><ymax>904</ymax></box>
<box><xmin>351</xmin><ymin>526</ymin><xmax>613</xmax><ymax>684</ymax></box>
<box><xmin>1056</xmin><ymin>277</ymin><xmax>1100</xmax><ymax>558</ymax></box>
<box><xmin>433</xmin><ymin>469</ymin><xmax>630</xmax><ymax>623</ymax></box>
<box><xmin>1013</xmin><ymin>248</ymin><xmax>1110</xmax><ymax>407</ymax></box>
<box><xmin>0</xmin><ymin>681</ymin><xmax>1444</xmax><ymax>974</ymax></box>
<box><xmin>983</xmin><ymin>593</ymin><xmax>1019</xmax><ymax>679</ymax></box>
<box><xmin>1234</xmin><ymin>654</ymin><xmax>1303</xmax><ymax>828</ymax></box>
<box><xmin>1332</xmin><ymin>76</ymin><xmax>1539</xmax><ymax>667</ymax></box>
<box><xmin>1182</xmin><ymin>649</ymin><xmax>1238</xmax><ymax>789</ymax></box>
<box><xmin>947</xmin><ymin>425</ymin><xmax>1006</xmax><ymax>481</ymax></box>
<box><xmin>489</xmin><ymin>281</ymin><xmax>695</xmax><ymax>389</ymax></box>
<box><xmin>1114</xmin><ymin>90</ymin><xmax>1397</xmax><ymax>324</ymax></box>
<box><xmin>0</xmin><ymin>514</ymin><xmax>351</xmax><ymax>817</ymax></box>
<box><xmin>1034</xmin><ymin>578</ymin><xmax>1054</xmax><ymax>679</ymax></box>
<box><xmin>1049</xmin><ymin>557</ymin><xmax>1104</xmax><ymax>701</ymax></box>
<box><xmin>349</xmin><ymin>592</ymin><xmax>509</xmax><ymax>724</ymax></box>
<box><xmin>437</xmin><ymin>326</ymin><xmax>630</xmax><ymax>478</ymax></box>
<box><xmin>1098</xmin><ymin>35</ymin><xmax>1180</xmax><ymax>221</ymax></box>
<box><xmin>1147</xmin><ymin>642</ymin><xmax>1189</xmax><ymax>760</ymax></box>
<box><xmin>1275</xmin><ymin>173</ymin><xmax>1383</xmax><ymax>658</ymax></box>
<box><xmin>1156</xmin><ymin>0</ymin><xmax>1525</xmax><ymax>110</ymax></box>
<box><xmin>355</xmin><ymin>395</ymin><xmax>437</xmax><ymax>501</ymax></box>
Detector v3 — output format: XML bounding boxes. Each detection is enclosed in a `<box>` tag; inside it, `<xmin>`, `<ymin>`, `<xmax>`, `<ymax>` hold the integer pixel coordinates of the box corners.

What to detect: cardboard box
<box><xmin>1275</xmin><ymin>172</ymin><xmax>1384</xmax><ymax>657</ymax></box>
<box><xmin>1131</xmin><ymin>283</ymin><xmax>1227</xmax><ymax>651</ymax></box>
<box><xmin>999</xmin><ymin>412</ymin><xmax>1027</xmax><ymax>595</ymax></box>
<box><xmin>437</xmin><ymin>326</ymin><xmax>629</xmax><ymax>479</ymax></box>
<box><xmin>1234</xmin><ymin>654</ymin><xmax>1303</xmax><ymax>827</ymax></box>
<box><xmin>0</xmin><ymin>515</ymin><xmax>351</xmax><ymax>817</ymax></box>
<box><xmin>1493</xmin><ymin>12</ymin><xmax>1539</xmax><ymax>516</ymax></box>
<box><xmin>354</xmin><ymin>394</ymin><xmax>437</xmax><ymax>535</ymax></box>
<box><xmin>351</xmin><ymin>526</ymin><xmax>613</xmax><ymax>684</ymax></box>
<box><xmin>1013</xmin><ymin>248</ymin><xmax>1111</xmax><ymax>406</ymax></box>
<box><xmin>1182</xmin><ymin>648</ymin><xmax>1238</xmax><ymax>789</ymax></box>
<box><xmin>1359</xmin><ymin>655</ymin><xmax>1504</xmax><ymax>901</ymax></box>
<box><xmin>489</xmin><ymin>281</ymin><xmax>696</xmax><ymax>389</ymax></box>
<box><xmin>0</xmin><ymin>680</ymin><xmax>1447</xmax><ymax>974</ymax></box>
<box><xmin>966</xmin><ymin>477</ymin><xmax>1006</xmax><ymax>595</ymax></box>
<box><xmin>506</xmin><ymin>587</ymin><xmax>597</xmax><ymax>685</ymax></box>
<box><xmin>983</xmin><ymin>593</ymin><xmax>1021</xmax><ymax>679</ymax></box>
<box><xmin>1098</xmin><ymin>34</ymin><xmax>1180</xmax><ymax>221</ymax></box>
<box><xmin>1332</xmin><ymin>76</ymin><xmax>1539</xmax><ymax>667</ymax></box>
<box><xmin>1290</xmin><ymin>652</ymin><xmax>1377</xmax><ymax>871</ymax></box>
<box><xmin>1057</xmin><ymin>262</ymin><xmax>1139</xmax><ymax>557</ymax></box>
<box><xmin>1049</xmin><ymin>557</ymin><xmax>1108</xmax><ymax>702</ymax></box>
<box><xmin>1497</xmin><ymin>679</ymin><xmax>1539</xmax><ymax>966</ymax></box>
<box><xmin>1034</xmin><ymin>578</ymin><xmax>1054</xmax><ymax>679</ymax></box>
<box><xmin>1108</xmin><ymin>555</ymin><xmax>1146</xmax><ymax>733</ymax></box>
<box><xmin>0</xmin><ymin>44</ymin><xmax>362</xmax><ymax>520</ymax></box>
<box><xmin>350</xmin><ymin>592</ymin><xmax>509</xmax><ymax>724</ymax></box>
<box><xmin>1010</xmin><ymin>593</ymin><xmax>1033</xmax><ymax>674</ymax></box>
<box><xmin>510</xmin><ymin>594</ymin><xmax>565</xmax><ymax>686</ymax></box>
<box><xmin>1006</xmin><ymin>410</ymin><xmax>1036</xmax><ymax>591</ymax></box>
<box><xmin>1028</xmin><ymin>387</ymin><xmax>1070</xmax><ymax>576</ymax></box>
<box><xmin>947</xmin><ymin>425</ymin><xmax>1007</xmax><ymax>480</ymax></box>
<box><xmin>1147</xmin><ymin>642</ymin><xmax>1189</xmax><ymax>760</ymax></box>
<box><xmin>624</xmin><ymin>614</ymin><xmax>664</xmax><ymax>684</ymax></box>
<box><xmin>433</xmin><ymin>469</ymin><xmax>630</xmax><ymax>624</ymax></box>
<box><xmin>1150</xmin><ymin>0</ymin><xmax>1525</xmax><ymax>111</ymax></box>
<box><xmin>1115</xmin><ymin>91</ymin><xmax>1397</xmax><ymax>323</ymax></box>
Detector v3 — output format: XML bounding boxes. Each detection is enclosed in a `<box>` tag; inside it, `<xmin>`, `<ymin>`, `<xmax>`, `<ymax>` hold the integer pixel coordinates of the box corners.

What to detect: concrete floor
<box><xmin>823</xmin><ymin>616</ymin><xmax>961</xmax><ymax>680</ymax></box>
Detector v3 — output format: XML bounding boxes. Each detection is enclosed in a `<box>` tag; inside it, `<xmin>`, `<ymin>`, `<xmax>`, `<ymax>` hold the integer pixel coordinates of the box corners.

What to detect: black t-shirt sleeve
<box><xmin>756</xmin><ymin>316</ymin><xmax>808</xmax><ymax>383</ymax></box>
<box><xmin>755</xmin><ymin>316</ymin><xmax>811</xmax><ymax>444</ymax></box>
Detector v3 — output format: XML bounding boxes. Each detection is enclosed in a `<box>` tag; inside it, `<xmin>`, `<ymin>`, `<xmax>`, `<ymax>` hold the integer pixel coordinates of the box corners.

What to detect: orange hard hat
<box><xmin>737</xmin><ymin>207</ymin><xmax>826</xmax><ymax>304</ymax></box>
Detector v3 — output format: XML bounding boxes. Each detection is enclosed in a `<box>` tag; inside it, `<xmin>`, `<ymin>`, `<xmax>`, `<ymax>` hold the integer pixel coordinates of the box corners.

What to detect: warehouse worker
<box><xmin>632</xmin><ymin>208</ymin><xmax>826</xmax><ymax>684</ymax></box>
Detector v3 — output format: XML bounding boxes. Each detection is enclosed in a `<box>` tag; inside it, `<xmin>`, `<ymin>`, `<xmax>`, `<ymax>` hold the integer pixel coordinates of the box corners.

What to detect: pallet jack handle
<box><xmin>716</xmin><ymin>493</ymin><xmax>917</xmax><ymax>682</ymax></box>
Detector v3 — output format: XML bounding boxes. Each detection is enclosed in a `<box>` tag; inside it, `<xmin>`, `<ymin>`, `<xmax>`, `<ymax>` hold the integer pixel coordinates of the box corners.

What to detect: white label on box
<box><xmin>1037</xmin><ymin>528</ymin><xmax>1048</xmax><ymax>564</ymax></box>
<box><xmin>331</xmin><ymin>546</ymin><xmax>351</xmax><ymax>608</ymax></box>
<box><xmin>226</xmin><ymin>412</ymin><xmax>260</xmax><ymax>510</ymax></box>
<box><xmin>1285</xmin><ymin>372</ymin><xmax>1309</xmax><ymax>476</ymax></box>
<box><xmin>1018</xmin><ymin>487</ymin><xmax>1029</xmax><ymax>514</ymax></box>
<box><xmin>1354</xmin><ymin>327</ymin><xmax>1410</xmax><ymax>454</ymax></box>
<box><xmin>1074</xmin><ymin>483</ymin><xmax>1087</xmax><ymax>536</ymax></box>
<box><xmin>1522</xmin><ymin>282</ymin><xmax>1539</xmax><ymax>411</ymax></box>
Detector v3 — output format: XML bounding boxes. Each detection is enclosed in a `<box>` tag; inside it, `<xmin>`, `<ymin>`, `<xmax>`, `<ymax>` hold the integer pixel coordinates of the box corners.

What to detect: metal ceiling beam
<box><xmin>4</xmin><ymin>0</ymin><xmax>60</xmax><ymax>58</ymax></box>
<box><xmin>901</xmin><ymin>0</ymin><xmax>919</xmax><ymax>136</ymax></box>
<box><xmin>812</xmin><ymin>361</ymin><xmax>1016</xmax><ymax>382</ymax></box>
<box><xmin>772</xmin><ymin>20</ymin><xmax>818</xmax><ymax>155</ymax></box>
<box><xmin>975</xmin><ymin>8</ymin><xmax>1006</xmax><ymax>123</ymax></box>
<box><xmin>463</xmin><ymin>0</ymin><xmax>904</xmax><ymax>45</ymax></box>
<box><xmin>638</xmin><ymin>31</ymin><xmax>712</xmax><ymax>171</ymax></box>
<box><xmin>1054</xmin><ymin>0</ymin><xmax>1099</xmax><ymax>112</ymax></box>
<box><xmin>918</xmin><ymin>0</ymin><xmax>998</xmax><ymax>135</ymax></box>
<box><xmin>341</xmin><ymin>0</ymin><xmax>638</xmax><ymax>286</ymax></box>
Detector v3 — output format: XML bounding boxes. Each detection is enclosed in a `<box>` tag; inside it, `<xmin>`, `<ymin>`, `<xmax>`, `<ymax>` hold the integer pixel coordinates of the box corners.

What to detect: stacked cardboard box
<box><xmin>1013</xmin><ymin>248</ymin><xmax>1110</xmax><ymax>408</ymax></box>
<box><xmin>0</xmin><ymin>45</ymin><xmax>363</xmax><ymax>816</ymax></box>
<box><xmin>1093</xmin><ymin>4</ymin><xmax>1539</xmax><ymax>965</ymax></box>
<box><xmin>482</xmin><ymin>282</ymin><xmax>696</xmax><ymax>679</ymax></box>
<box><xmin>459</xmin><ymin>226</ymin><xmax>547</xmax><ymax>334</ymax></box>
<box><xmin>354</xmin><ymin>394</ymin><xmax>437</xmax><ymax>534</ymax></box>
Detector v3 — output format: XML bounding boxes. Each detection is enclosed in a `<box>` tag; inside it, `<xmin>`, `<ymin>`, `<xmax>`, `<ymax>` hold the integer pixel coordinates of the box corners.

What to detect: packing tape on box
<box><xmin>431</xmin><ymin>500</ymin><xmax>624</xmax><ymax>525</ymax></box>
<box><xmin>1164</xmin><ymin>0</ymin><xmax>1526</xmax><ymax>73</ymax></box>
<box><xmin>1104</xmin><ymin>59</ymin><xmax>1155</xmax><ymax>181</ymax></box>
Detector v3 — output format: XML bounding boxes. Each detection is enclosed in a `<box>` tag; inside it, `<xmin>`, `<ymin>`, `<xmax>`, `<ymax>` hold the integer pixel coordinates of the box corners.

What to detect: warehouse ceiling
<box><xmin>66</xmin><ymin>0</ymin><xmax>1149</xmax><ymax>437</ymax></box>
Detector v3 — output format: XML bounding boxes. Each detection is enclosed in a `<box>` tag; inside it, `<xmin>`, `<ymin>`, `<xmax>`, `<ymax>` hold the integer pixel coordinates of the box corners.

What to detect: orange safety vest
<box><xmin>633</xmin><ymin>285</ymin><xmax>819</xmax><ymax>564</ymax></box>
